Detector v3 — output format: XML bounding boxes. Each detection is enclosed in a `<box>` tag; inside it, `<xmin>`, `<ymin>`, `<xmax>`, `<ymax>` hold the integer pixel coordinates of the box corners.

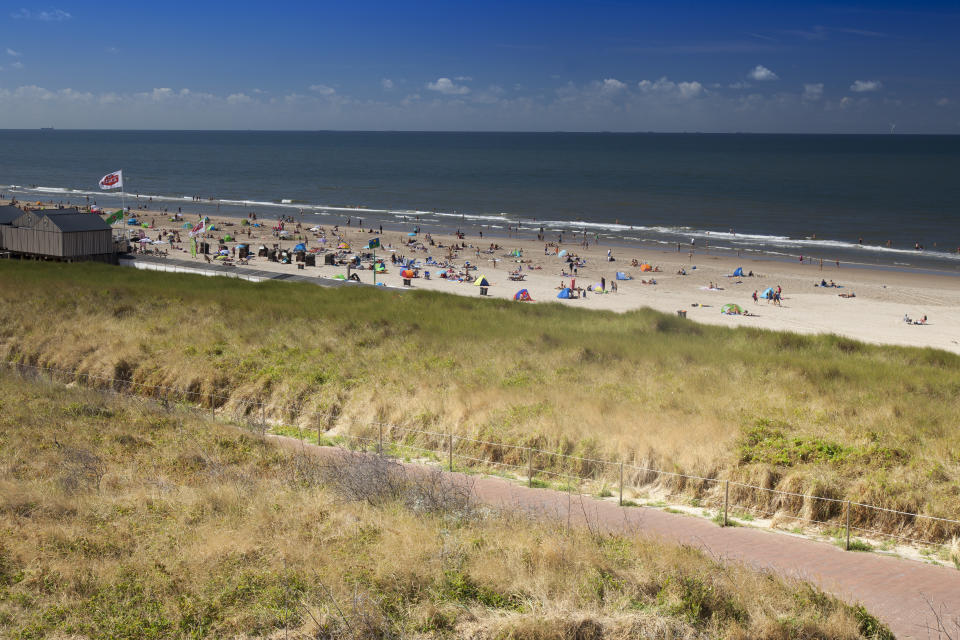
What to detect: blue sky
<box><xmin>2</xmin><ymin>1</ymin><xmax>958</xmax><ymax>132</ymax></box>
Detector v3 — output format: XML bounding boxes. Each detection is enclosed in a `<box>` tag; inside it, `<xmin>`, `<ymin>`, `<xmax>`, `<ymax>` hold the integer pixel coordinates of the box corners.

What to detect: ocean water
<box><xmin>2</xmin><ymin>130</ymin><xmax>959</xmax><ymax>270</ymax></box>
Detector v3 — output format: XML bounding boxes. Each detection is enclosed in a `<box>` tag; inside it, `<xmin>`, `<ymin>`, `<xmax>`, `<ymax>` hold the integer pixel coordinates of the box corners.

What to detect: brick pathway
<box><xmin>271</xmin><ymin>435</ymin><xmax>960</xmax><ymax>638</ymax></box>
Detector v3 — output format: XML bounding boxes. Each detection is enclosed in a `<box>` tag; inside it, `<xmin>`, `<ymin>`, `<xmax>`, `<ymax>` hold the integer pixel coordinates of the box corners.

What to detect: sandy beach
<box><xmin>13</xmin><ymin>196</ymin><xmax>960</xmax><ymax>354</ymax></box>
<box><xmin>108</xmin><ymin>205</ymin><xmax>960</xmax><ymax>355</ymax></box>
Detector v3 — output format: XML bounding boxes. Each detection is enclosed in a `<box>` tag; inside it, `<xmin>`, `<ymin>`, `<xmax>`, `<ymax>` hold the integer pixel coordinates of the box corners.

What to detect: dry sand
<box><xmin>117</xmin><ymin>209</ymin><xmax>960</xmax><ymax>355</ymax></box>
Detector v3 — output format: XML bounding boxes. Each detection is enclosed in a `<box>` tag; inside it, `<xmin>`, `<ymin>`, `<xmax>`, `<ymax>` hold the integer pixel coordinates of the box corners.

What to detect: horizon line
<box><xmin>2</xmin><ymin>128</ymin><xmax>958</xmax><ymax>136</ymax></box>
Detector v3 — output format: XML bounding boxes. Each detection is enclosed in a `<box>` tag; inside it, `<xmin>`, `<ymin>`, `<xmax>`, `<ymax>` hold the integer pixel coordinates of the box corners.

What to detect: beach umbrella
<box><xmin>338</xmin><ymin>242</ymin><xmax>350</xmax><ymax>250</ymax></box>
<box><xmin>236</xmin><ymin>243</ymin><xmax>248</xmax><ymax>248</ymax></box>
<box><xmin>474</xmin><ymin>275</ymin><xmax>490</xmax><ymax>287</ymax></box>
<box><xmin>721</xmin><ymin>303</ymin><xmax>744</xmax><ymax>315</ymax></box>
<box><xmin>333</xmin><ymin>274</ymin><xmax>347</xmax><ymax>280</ymax></box>
<box><xmin>401</xmin><ymin>269</ymin><xmax>416</xmax><ymax>278</ymax></box>
<box><xmin>407</xmin><ymin>232</ymin><xmax>417</xmax><ymax>237</ymax></box>
<box><xmin>127</xmin><ymin>219</ymin><xmax>138</xmax><ymax>225</ymax></box>
<box><xmin>558</xmin><ymin>250</ymin><xmax>568</xmax><ymax>257</ymax></box>
<box><xmin>294</xmin><ymin>243</ymin><xmax>306</xmax><ymax>252</ymax></box>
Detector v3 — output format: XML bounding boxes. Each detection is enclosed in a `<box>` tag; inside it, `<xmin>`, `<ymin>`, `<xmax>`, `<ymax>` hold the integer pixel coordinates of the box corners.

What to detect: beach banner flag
<box><xmin>367</xmin><ymin>237</ymin><xmax>381</xmax><ymax>249</ymax></box>
<box><xmin>190</xmin><ymin>237</ymin><xmax>197</xmax><ymax>257</ymax></box>
<box><xmin>98</xmin><ymin>170</ymin><xmax>123</xmax><ymax>190</ymax></box>
<box><xmin>103</xmin><ymin>210</ymin><xmax>124</xmax><ymax>225</ymax></box>
<box><xmin>188</xmin><ymin>221</ymin><xmax>204</xmax><ymax>238</ymax></box>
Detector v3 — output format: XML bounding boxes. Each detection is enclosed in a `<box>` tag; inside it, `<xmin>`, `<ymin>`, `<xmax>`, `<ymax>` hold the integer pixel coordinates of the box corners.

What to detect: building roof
<box><xmin>44</xmin><ymin>213</ymin><xmax>112</xmax><ymax>232</ymax></box>
<box><xmin>0</xmin><ymin>205</ymin><xmax>22</xmax><ymax>225</ymax></box>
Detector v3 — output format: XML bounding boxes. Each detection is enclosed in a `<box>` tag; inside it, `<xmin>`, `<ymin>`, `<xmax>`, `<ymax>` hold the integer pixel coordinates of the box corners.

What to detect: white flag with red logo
<box><xmin>188</xmin><ymin>221</ymin><xmax>205</xmax><ymax>238</ymax></box>
<box><xmin>98</xmin><ymin>170</ymin><xmax>123</xmax><ymax>190</ymax></box>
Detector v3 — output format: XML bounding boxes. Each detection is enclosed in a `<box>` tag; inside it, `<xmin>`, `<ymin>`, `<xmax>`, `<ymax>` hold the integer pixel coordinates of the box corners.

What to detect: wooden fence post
<box><xmin>448</xmin><ymin>433</ymin><xmax>453</xmax><ymax>472</ymax></box>
<box><xmin>528</xmin><ymin>448</ymin><xmax>534</xmax><ymax>488</ymax></box>
<box><xmin>845</xmin><ymin>500</ymin><xmax>851</xmax><ymax>550</ymax></box>
<box><xmin>723</xmin><ymin>480</ymin><xmax>729</xmax><ymax>527</ymax></box>
<box><xmin>619</xmin><ymin>462</ymin><xmax>624</xmax><ymax>506</ymax></box>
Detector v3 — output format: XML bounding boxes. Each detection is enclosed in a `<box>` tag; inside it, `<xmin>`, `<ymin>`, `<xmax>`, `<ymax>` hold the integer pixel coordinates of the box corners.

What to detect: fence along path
<box><xmin>8</xmin><ymin>359</ymin><xmax>960</xmax><ymax>550</ymax></box>
<box><xmin>7</xmin><ymin>361</ymin><xmax>960</xmax><ymax>638</ymax></box>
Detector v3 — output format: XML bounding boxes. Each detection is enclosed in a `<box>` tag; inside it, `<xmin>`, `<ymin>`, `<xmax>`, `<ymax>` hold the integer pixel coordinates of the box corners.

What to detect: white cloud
<box><xmin>936</xmin><ymin>97</ymin><xmax>950</xmax><ymax>107</ymax></box>
<box><xmin>427</xmin><ymin>77</ymin><xmax>470</xmax><ymax>95</ymax></box>
<box><xmin>6</xmin><ymin>48</ymin><xmax>21</xmax><ymax>57</ymax></box>
<box><xmin>728</xmin><ymin>82</ymin><xmax>751</xmax><ymax>89</ymax></box>
<box><xmin>309</xmin><ymin>84</ymin><xmax>335</xmax><ymax>95</ymax></box>
<box><xmin>802</xmin><ymin>83</ymin><xmax>824</xmax><ymax>101</ymax></box>
<box><xmin>227</xmin><ymin>93</ymin><xmax>252</xmax><ymax>104</ymax></box>
<box><xmin>850</xmin><ymin>80</ymin><xmax>882</xmax><ymax>93</ymax></box>
<box><xmin>381</xmin><ymin>78</ymin><xmax>394</xmax><ymax>90</ymax></box>
<box><xmin>748</xmin><ymin>65</ymin><xmax>778</xmax><ymax>81</ymax></box>
<box><xmin>11</xmin><ymin>8</ymin><xmax>71</xmax><ymax>21</ymax></box>
<box><xmin>637</xmin><ymin>77</ymin><xmax>704</xmax><ymax>99</ymax></box>
<box><xmin>840</xmin><ymin>96</ymin><xmax>854</xmax><ymax>109</ymax></box>
<box><xmin>600</xmin><ymin>78</ymin><xmax>627</xmax><ymax>93</ymax></box>
<box><xmin>10</xmin><ymin>61</ymin><xmax>23</xmax><ymax>69</ymax></box>
<box><xmin>106</xmin><ymin>46</ymin><xmax>119</xmax><ymax>54</ymax></box>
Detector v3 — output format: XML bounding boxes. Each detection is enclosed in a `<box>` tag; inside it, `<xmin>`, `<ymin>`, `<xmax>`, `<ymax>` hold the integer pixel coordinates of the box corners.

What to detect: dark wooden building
<box><xmin>1</xmin><ymin>209</ymin><xmax>119</xmax><ymax>262</ymax></box>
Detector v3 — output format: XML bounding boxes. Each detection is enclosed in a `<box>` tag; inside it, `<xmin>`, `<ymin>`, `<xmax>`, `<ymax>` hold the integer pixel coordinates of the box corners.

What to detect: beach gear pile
<box><xmin>514</xmin><ymin>289</ymin><xmax>533</xmax><ymax>301</ymax></box>
<box><xmin>721</xmin><ymin>303</ymin><xmax>744</xmax><ymax>315</ymax></box>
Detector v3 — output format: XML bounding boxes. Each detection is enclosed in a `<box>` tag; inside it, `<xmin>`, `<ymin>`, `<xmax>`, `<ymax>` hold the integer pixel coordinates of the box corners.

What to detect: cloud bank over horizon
<box><xmin>0</xmin><ymin>3</ymin><xmax>957</xmax><ymax>133</ymax></box>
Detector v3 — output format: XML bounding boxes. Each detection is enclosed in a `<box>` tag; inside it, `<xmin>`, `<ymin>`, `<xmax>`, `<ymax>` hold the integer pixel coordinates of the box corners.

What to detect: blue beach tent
<box><xmin>615</xmin><ymin>271</ymin><xmax>631</xmax><ymax>280</ymax></box>
<box><xmin>733</xmin><ymin>267</ymin><xmax>744</xmax><ymax>277</ymax></box>
<box><xmin>294</xmin><ymin>243</ymin><xmax>306</xmax><ymax>252</ymax></box>
<box><xmin>556</xmin><ymin>288</ymin><xmax>572</xmax><ymax>299</ymax></box>
<box><xmin>761</xmin><ymin>287</ymin><xmax>775</xmax><ymax>299</ymax></box>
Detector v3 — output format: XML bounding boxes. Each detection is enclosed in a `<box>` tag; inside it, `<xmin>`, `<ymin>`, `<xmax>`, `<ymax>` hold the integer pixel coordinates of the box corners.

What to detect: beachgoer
<box><xmin>752</xmin><ymin>290</ymin><xmax>758</xmax><ymax>303</ymax></box>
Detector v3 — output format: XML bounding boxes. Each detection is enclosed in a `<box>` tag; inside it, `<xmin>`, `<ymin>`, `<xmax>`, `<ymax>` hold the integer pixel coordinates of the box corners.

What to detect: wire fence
<box><xmin>5</xmin><ymin>359</ymin><xmax>960</xmax><ymax>551</ymax></box>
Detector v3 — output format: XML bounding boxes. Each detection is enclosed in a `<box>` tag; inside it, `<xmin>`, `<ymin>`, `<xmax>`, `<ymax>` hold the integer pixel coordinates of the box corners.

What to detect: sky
<box><xmin>1</xmin><ymin>1</ymin><xmax>959</xmax><ymax>132</ymax></box>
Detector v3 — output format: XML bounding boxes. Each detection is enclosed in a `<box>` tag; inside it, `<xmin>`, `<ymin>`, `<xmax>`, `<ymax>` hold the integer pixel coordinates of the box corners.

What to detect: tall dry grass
<box><xmin>0</xmin><ymin>371</ymin><xmax>889</xmax><ymax>639</ymax></box>
<box><xmin>1</xmin><ymin>261</ymin><xmax>959</xmax><ymax>538</ymax></box>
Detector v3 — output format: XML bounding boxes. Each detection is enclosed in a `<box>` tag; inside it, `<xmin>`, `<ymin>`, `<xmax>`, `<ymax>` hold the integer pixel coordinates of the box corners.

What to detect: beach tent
<box><xmin>510</xmin><ymin>249</ymin><xmax>523</xmax><ymax>257</ymax></box>
<box><xmin>615</xmin><ymin>271</ymin><xmax>631</xmax><ymax>280</ymax></box>
<box><xmin>333</xmin><ymin>274</ymin><xmax>347</xmax><ymax>280</ymax></box>
<box><xmin>514</xmin><ymin>289</ymin><xmax>533</xmax><ymax>301</ymax></box>
<box><xmin>223</xmin><ymin>234</ymin><xmax>234</xmax><ymax>242</ymax></box>
<box><xmin>207</xmin><ymin>225</ymin><xmax>217</xmax><ymax>231</ymax></box>
<box><xmin>593</xmin><ymin>282</ymin><xmax>604</xmax><ymax>291</ymax></box>
<box><xmin>407</xmin><ymin>232</ymin><xmax>417</xmax><ymax>237</ymax></box>
<box><xmin>182</xmin><ymin>222</ymin><xmax>192</xmax><ymax>229</ymax></box>
<box><xmin>127</xmin><ymin>219</ymin><xmax>138</xmax><ymax>225</ymax></box>
<box><xmin>732</xmin><ymin>267</ymin><xmax>744</xmax><ymax>277</ymax></box>
<box><xmin>474</xmin><ymin>275</ymin><xmax>490</xmax><ymax>287</ymax></box>
<box><xmin>293</xmin><ymin>243</ymin><xmax>306</xmax><ymax>252</ymax></box>
<box><xmin>241</xmin><ymin>219</ymin><xmax>250</xmax><ymax>226</ymax></box>
<box><xmin>761</xmin><ymin>287</ymin><xmax>775</xmax><ymax>299</ymax></box>
<box><xmin>337</xmin><ymin>242</ymin><xmax>350</xmax><ymax>250</ymax></box>
<box><xmin>558</xmin><ymin>249</ymin><xmax>568</xmax><ymax>257</ymax></box>
<box><xmin>401</xmin><ymin>269</ymin><xmax>416</xmax><ymax>278</ymax></box>
<box><xmin>640</xmin><ymin>263</ymin><xmax>652</xmax><ymax>272</ymax></box>
<box><xmin>721</xmin><ymin>303</ymin><xmax>744</xmax><ymax>315</ymax></box>
<box><xmin>375</xmin><ymin>263</ymin><xmax>386</xmax><ymax>272</ymax></box>
<box><xmin>556</xmin><ymin>288</ymin><xmax>572</xmax><ymax>299</ymax></box>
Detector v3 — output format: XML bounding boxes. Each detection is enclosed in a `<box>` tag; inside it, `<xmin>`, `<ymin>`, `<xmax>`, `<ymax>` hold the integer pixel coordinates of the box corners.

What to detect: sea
<box><xmin>2</xmin><ymin>130</ymin><xmax>959</xmax><ymax>271</ymax></box>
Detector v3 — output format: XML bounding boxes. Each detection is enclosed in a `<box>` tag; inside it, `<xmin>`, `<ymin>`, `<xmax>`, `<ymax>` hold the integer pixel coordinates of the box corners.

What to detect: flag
<box><xmin>188</xmin><ymin>221</ymin><xmax>204</xmax><ymax>237</ymax></box>
<box><xmin>103</xmin><ymin>210</ymin><xmax>124</xmax><ymax>225</ymax></box>
<box><xmin>190</xmin><ymin>237</ymin><xmax>197</xmax><ymax>258</ymax></box>
<box><xmin>367</xmin><ymin>237</ymin><xmax>381</xmax><ymax>249</ymax></box>
<box><xmin>98</xmin><ymin>170</ymin><xmax>123</xmax><ymax>190</ymax></box>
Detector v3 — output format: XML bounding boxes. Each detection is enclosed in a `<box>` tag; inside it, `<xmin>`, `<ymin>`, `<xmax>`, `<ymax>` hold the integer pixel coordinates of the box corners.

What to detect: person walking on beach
<box><xmin>752</xmin><ymin>290</ymin><xmax>758</xmax><ymax>304</ymax></box>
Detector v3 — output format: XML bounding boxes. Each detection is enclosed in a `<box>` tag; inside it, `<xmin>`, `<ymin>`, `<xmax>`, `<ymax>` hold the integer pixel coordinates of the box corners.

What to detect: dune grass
<box><xmin>0</xmin><ymin>371</ymin><xmax>894</xmax><ymax>639</ymax></box>
<box><xmin>1</xmin><ymin>261</ymin><xmax>959</xmax><ymax>540</ymax></box>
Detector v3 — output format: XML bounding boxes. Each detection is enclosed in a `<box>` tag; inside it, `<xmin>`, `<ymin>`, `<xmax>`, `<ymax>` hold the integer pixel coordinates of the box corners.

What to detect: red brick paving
<box><xmin>272</xmin><ymin>436</ymin><xmax>960</xmax><ymax>638</ymax></box>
